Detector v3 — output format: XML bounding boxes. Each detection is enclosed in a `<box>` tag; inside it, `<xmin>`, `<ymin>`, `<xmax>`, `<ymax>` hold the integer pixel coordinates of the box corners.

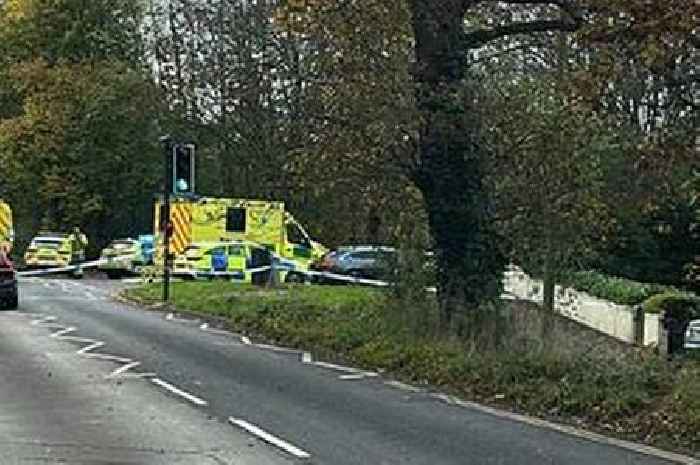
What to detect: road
<box><xmin>0</xmin><ymin>277</ymin><xmax>689</xmax><ymax>465</ymax></box>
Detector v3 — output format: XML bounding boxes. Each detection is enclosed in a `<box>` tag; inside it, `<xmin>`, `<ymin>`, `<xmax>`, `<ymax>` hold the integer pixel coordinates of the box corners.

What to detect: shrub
<box><xmin>560</xmin><ymin>270</ymin><xmax>676</xmax><ymax>305</ymax></box>
<box><xmin>642</xmin><ymin>292</ymin><xmax>700</xmax><ymax>320</ymax></box>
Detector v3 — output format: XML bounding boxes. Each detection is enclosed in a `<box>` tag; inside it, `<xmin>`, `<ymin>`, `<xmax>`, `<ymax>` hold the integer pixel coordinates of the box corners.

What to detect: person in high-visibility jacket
<box><xmin>70</xmin><ymin>227</ymin><xmax>88</xmax><ymax>263</ymax></box>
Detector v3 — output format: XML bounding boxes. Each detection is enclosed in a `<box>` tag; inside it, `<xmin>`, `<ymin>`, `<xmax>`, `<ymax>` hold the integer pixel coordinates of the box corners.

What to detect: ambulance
<box><xmin>154</xmin><ymin>197</ymin><xmax>327</xmax><ymax>282</ymax></box>
<box><xmin>0</xmin><ymin>200</ymin><xmax>14</xmax><ymax>255</ymax></box>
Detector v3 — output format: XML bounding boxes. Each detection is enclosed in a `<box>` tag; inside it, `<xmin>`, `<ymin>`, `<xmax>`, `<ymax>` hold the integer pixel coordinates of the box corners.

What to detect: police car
<box><xmin>172</xmin><ymin>240</ymin><xmax>274</xmax><ymax>283</ymax></box>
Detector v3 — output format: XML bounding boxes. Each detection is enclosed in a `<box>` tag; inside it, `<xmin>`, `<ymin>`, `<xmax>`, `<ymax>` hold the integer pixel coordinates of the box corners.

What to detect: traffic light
<box><xmin>172</xmin><ymin>143</ymin><xmax>195</xmax><ymax>195</ymax></box>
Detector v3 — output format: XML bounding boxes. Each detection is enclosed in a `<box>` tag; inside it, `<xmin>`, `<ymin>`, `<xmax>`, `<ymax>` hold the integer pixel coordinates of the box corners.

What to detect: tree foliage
<box><xmin>0</xmin><ymin>0</ymin><xmax>165</xmax><ymax>254</ymax></box>
<box><xmin>0</xmin><ymin>0</ymin><xmax>695</xmax><ymax>327</ymax></box>
<box><xmin>485</xmin><ymin>77</ymin><xmax>618</xmax><ymax>310</ymax></box>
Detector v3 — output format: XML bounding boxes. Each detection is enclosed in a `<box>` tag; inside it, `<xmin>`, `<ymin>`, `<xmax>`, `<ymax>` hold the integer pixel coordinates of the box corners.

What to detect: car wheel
<box><xmin>285</xmin><ymin>272</ymin><xmax>305</xmax><ymax>284</ymax></box>
<box><xmin>348</xmin><ymin>269</ymin><xmax>364</xmax><ymax>279</ymax></box>
<box><xmin>8</xmin><ymin>294</ymin><xmax>18</xmax><ymax>310</ymax></box>
<box><xmin>105</xmin><ymin>270</ymin><xmax>120</xmax><ymax>280</ymax></box>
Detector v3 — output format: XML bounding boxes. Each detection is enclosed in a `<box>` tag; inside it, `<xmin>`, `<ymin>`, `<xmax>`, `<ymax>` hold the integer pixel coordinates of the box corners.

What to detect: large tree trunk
<box><xmin>410</xmin><ymin>0</ymin><xmax>506</xmax><ymax>330</ymax></box>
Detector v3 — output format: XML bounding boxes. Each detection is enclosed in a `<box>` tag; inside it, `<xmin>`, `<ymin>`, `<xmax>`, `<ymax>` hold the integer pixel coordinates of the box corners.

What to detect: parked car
<box><xmin>0</xmin><ymin>252</ymin><xmax>18</xmax><ymax>310</ymax></box>
<box><xmin>312</xmin><ymin>245</ymin><xmax>396</xmax><ymax>281</ymax></box>
<box><xmin>684</xmin><ymin>319</ymin><xmax>700</xmax><ymax>350</ymax></box>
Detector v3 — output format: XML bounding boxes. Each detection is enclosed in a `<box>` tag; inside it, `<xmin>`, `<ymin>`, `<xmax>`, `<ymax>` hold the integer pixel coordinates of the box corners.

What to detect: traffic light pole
<box><xmin>160</xmin><ymin>136</ymin><xmax>173</xmax><ymax>303</ymax></box>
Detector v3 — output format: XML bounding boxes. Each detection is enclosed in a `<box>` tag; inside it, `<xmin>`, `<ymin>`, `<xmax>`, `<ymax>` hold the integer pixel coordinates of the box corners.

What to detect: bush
<box><xmin>560</xmin><ymin>270</ymin><xmax>676</xmax><ymax>305</ymax></box>
<box><xmin>643</xmin><ymin>292</ymin><xmax>700</xmax><ymax>319</ymax></box>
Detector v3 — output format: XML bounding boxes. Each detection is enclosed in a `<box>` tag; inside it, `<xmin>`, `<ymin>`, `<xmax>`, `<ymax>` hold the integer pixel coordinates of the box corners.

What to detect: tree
<box><xmin>150</xmin><ymin>0</ymin><xmax>421</xmax><ymax>247</ymax></box>
<box><xmin>485</xmin><ymin>78</ymin><xmax>616</xmax><ymax>313</ymax></box>
<box><xmin>0</xmin><ymin>0</ymin><xmax>145</xmax><ymax>65</ymax></box>
<box><xmin>0</xmin><ymin>60</ymin><xmax>167</xmax><ymax>252</ymax></box>
<box><xmin>0</xmin><ymin>0</ymin><xmax>165</xmax><ymax>253</ymax></box>
<box><xmin>571</xmin><ymin>0</ymin><xmax>698</xmax><ymax>286</ymax></box>
<box><xmin>407</xmin><ymin>0</ymin><xmax>584</xmax><ymax>328</ymax></box>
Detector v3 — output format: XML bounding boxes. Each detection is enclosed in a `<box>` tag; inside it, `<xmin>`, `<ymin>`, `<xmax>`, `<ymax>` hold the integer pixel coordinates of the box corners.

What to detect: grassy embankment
<box><xmin>125</xmin><ymin>281</ymin><xmax>699</xmax><ymax>455</ymax></box>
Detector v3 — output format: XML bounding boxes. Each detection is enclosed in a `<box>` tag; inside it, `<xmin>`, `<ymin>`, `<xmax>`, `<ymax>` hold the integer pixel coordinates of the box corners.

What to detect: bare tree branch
<box><xmin>464</xmin><ymin>18</ymin><xmax>579</xmax><ymax>49</ymax></box>
<box><xmin>462</xmin><ymin>0</ymin><xmax>584</xmax><ymax>50</ymax></box>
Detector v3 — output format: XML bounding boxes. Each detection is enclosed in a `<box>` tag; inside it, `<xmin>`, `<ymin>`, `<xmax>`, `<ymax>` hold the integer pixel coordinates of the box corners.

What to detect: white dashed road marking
<box><xmin>228</xmin><ymin>417</ymin><xmax>311</xmax><ymax>459</ymax></box>
<box><xmin>338</xmin><ymin>373</ymin><xmax>379</xmax><ymax>381</ymax></box>
<box><xmin>151</xmin><ymin>378</ymin><xmax>208</xmax><ymax>407</ymax></box>
<box><xmin>77</xmin><ymin>341</ymin><xmax>105</xmax><ymax>354</ymax></box>
<box><xmin>86</xmin><ymin>353</ymin><xmax>133</xmax><ymax>364</ymax></box>
<box><xmin>384</xmin><ymin>380</ymin><xmax>424</xmax><ymax>393</ymax></box>
<box><xmin>107</xmin><ymin>361</ymin><xmax>142</xmax><ymax>378</ymax></box>
<box><xmin>50</xmin><ymin>326</ymin><xmax>77</xmax><ymax>338</ymax></box>
<box><xmin>30</xmin><ymin>314</ymin><xmax>146</xmax><ymax>378</ymax></box>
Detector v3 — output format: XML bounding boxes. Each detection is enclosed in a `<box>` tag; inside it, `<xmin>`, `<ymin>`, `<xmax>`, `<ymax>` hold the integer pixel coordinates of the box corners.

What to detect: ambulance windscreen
<box><xmin>226</xmin><ymin>208</ymin><xmax>246</xmax><ymax>233</ymax></box>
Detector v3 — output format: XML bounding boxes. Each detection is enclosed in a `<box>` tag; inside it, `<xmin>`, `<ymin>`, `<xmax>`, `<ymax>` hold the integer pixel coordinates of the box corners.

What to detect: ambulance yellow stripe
<box><xmin>169</xmin><ymin>204</ymin><xmax>192</xmax><ymax>255</ymax></box>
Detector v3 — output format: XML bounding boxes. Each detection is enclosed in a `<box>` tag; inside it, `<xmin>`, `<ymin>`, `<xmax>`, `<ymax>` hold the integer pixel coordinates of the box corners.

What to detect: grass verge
<box><xmin>125</xmin><ymin>281</ymin><xmax>699</xmax><ymax>456</ymax></box>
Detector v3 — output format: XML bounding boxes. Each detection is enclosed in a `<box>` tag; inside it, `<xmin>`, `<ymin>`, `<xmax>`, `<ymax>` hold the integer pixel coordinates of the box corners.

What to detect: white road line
<box><xmin>312</xmin><ymin>361</ymin><xmax>376</xmax><ymax>376</ymax></box>
<box><xmin>384</xmin><ymin>380</ymin><xmax>424</xmax><ymax>393</ymax></box>
<box><xmin>31</xmin><ymin>315</ymin><xmax>56</xmax><ymax>325</ymax></box>
<box><xmin>77</xmin><ymin>341</ymin><xmax>105</xmax><ymax>354</ymax></box>
<box><xmin>430</xmin><ymin>393</ymin><xmax>455</xmax><ymax>405</ymax></box>
<box><xmin>151</xmin><ymin>378</ymin><xmax>208</xmax><ymax>406</ymax></box>
<box><xmin>448</xmin><ymin>397</ymin><xmax>697</xmax><ymax>465</ymax></box>
<box><xmin>85</xmin><ymin>353</ymin><xmax>132</xmax><ymax>364</ymax></box>
<box><xmin>202</xmin><ymin>327</ymin><xmax>240</xmax><ymax>338</ymax></box>
<box><xmin>59</xmin><ymin>335</ymin><xmax>100</xmax><ymax>345</ymax></box>
<box><xmin>107</xmin><ymin>361</ymin><xmax>141</xmax><ymax>378</ymax></box>
<box><xmin>338</xmin><ymin>374</ymin><xmax>367</xmax><ymax>380</ymax></box>
<box><xmin>38</xmin><ymin>323</ymin><xmax>66</xmax><ymax>331</ymax></box>
<box><xmin>228</xmin><ymin>417</ymin><xmax>311</xmax><ymax>459</ymax></box>
<box><xmin>115</xmin><ymin>371</ymin><xmax>156</xmax><ymax>379</ymax></box>
<box><xmin>312</xmin><ymin>361</ymin><xmax>358</xmax><ymax>373</ymax></box>
<box><xmin>338</xmin><ymin>372</ymin><xmax>379</xmax><ymax>381</ymax></box>
<box><xmin>254</xmin><ymin>343</ymin><xmax>300</xmax><ymax>355</ymax></box>
<box><xmin>50</xmin><ymin>327</ymin><xmax>76</xmax><ymax>338</ymax></box>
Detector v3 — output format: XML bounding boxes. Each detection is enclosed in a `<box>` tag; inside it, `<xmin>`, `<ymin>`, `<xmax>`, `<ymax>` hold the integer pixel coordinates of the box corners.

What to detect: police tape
<box><xmin>302</xmin><ymin>269</ymin><xmax>390</xmax><ymax>287</ymax></box>
<box><xmin>172</xmin><ymin>265</ymin><xmax>273</xmax><ymax>279</ymax></box>
<box><xmin>167</xmin><ymin>265</ymin><xmax>392</xmax><ymax>288</ymax></box>
<box><xmin>17</xmin><ymin>259</ymin><xmax>107</xmax><ymax>277</ymax></box>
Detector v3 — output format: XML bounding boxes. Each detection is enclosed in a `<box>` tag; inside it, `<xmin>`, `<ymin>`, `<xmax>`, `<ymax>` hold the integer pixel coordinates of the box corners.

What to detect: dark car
<box><xmin>0</xmin><ymin>252</ymin><xmax>18</xmax><ymax>310</ymax></box>
<box><xmin>313</xmin><ymin>245</ymin><xmax>396</xmax><ymax>280</ymax></box>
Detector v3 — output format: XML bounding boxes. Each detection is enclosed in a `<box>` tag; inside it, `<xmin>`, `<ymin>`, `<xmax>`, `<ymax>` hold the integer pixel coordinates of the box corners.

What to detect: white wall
<box><xmin>503</xmin><ymin>266</ymin><xmax>659</xmax><ymax>346</ymax></box>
